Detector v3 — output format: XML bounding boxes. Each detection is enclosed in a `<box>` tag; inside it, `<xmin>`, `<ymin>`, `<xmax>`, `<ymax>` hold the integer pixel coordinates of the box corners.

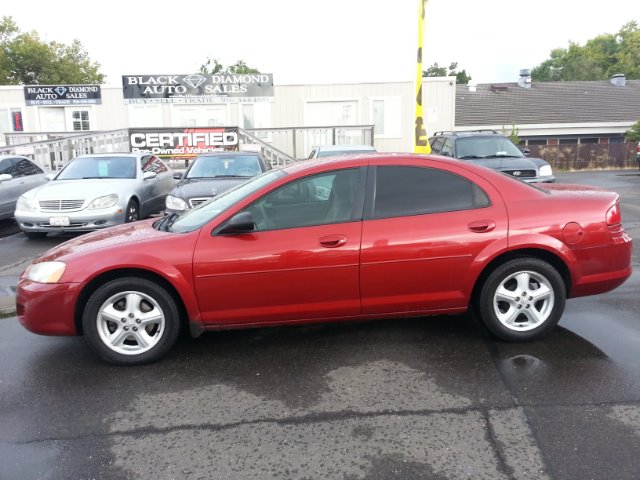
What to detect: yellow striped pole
<box><xmin>414</xmin><ymin>0</ymin><xmax>431</xmax><ymax>154</ymax></box>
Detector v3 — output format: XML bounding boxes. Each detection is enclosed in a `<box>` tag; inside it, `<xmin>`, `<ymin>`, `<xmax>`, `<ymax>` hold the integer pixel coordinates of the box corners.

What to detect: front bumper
<box><xmin>17</xmin><ymin>279</ymin><xmax>82</xmax><ymax>336</ymax></box>
<box><xmin>15</xmin><ymin>206</ymin><xmax>126</xmax><ymax>233</ymax></box>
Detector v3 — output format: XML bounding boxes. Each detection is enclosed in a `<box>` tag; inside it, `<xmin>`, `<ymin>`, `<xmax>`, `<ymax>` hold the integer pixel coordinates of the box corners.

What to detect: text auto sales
<box><xmin>130</xmin><ymin>132</ymin><xmax>238</xmax><ymax>155</ymax></box>
<box><xmin>26</xmin><ymin>85</ymin><xmax>99</xmax><ymax>100</ymax></box>
<box><xmin>126</xmin><ymin>75</ymin><xmax>270</xmax><ymax>95</ymax></box>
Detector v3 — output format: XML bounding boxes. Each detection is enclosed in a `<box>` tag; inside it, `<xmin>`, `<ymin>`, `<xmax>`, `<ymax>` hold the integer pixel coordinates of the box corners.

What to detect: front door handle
<box><xmin>319</xmin><ymin>235</ymin><xmax>347</xmax><ymax>248</ymax></box>
<box><xmin>468</xmin><ymin>220</ymin><xmax>496</xmax><ymax>233</ymax></box>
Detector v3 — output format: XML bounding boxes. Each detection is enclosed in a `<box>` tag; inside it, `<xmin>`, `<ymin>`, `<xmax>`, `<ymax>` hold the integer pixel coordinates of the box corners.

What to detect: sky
<box><xmin>3</xmin><ymin>0</ymin><xmax>639</xmax><ymax>86</ymax></box>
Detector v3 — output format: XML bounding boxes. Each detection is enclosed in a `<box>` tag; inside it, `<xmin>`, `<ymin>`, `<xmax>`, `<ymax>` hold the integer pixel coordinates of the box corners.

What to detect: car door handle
<box><xmin>319</xmin><ymin>235</ymin><xmax>347</xmax><ymax>248</ymax></box>
<box><xmin>468</xmin><ymin>220</ymin><xmax>496</xmax><ymax>233</ymax></box>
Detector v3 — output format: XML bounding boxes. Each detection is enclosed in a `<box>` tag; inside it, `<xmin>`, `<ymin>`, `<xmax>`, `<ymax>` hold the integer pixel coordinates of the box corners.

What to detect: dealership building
<box><xmin>0</xmin><ymin>75</ymin><xmax>457</xmax><ymax>162</ymax></box>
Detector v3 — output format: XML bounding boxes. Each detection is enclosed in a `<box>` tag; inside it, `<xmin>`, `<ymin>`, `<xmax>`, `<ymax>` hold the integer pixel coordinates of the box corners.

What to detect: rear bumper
<box><xmin>16</xmin><ymin>279</ymin><xmax>81</xmax><ymax>336</ymax></box>
<box><xmin>571</xmin><ymin>232</ymin><xmax>633</xmax><ymax>297</ymax></box>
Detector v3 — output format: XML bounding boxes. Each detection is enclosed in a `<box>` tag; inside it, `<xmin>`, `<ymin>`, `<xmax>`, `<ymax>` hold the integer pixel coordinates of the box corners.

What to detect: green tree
<box><xmin>0</xmin><ymin>16</ymin><xmax>104</xmax><ymax>85</ymax></box>
<box><xmin>423</xmin><ymin>61</ymin><xmax>472</xmax><ymax>84</ymax></box>
<box><xmin>532</xmin><ymin>21</ymin><xmax>640</xmax><ymax>81</ymax></box>
<box><xmin>502</xmin><ymin>123</ymin><xmax>520</xmax><ymax>145</ymax></box>
<box><xmin>625</xmin><ymin>119</ymin><xmax>640</xmax><ymax>142</ymax></box>
<box><xmin>199</xmin><ymin>58</ymin><xmax>260</xmax><ymax>75</ymax></box>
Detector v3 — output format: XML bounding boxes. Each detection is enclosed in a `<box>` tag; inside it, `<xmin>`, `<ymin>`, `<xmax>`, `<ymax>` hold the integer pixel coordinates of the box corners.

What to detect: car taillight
<box><xmin>606</xmin><ymin>203</ymin><xmax>621</xmax><ymax>226</ymax></box>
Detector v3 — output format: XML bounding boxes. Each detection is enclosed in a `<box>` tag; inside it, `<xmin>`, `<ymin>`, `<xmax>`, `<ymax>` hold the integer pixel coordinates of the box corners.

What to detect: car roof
<box><xmin>76</xmin><ymin>152</ymin><xmax>143</xmax><ymax>158</ymax></box>
<box><xmin>197</xmin><ymin>151</ymin><xmax>261</xmax><ymax>157</ymax></box>
<box><xmin>316</xmin><ymin>144</ymin><xmax>376</xmax><ymax>152</ymax></box>
<box><xmin>431</xmin><ymin>130</ymin><xmax>504</xmax><ymax>139</ymax></box>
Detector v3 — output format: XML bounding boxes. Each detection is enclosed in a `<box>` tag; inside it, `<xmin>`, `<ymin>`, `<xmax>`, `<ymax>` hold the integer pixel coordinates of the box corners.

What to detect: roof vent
<box><xmin>490</xmin><ymin>84</ymin><xmax>509</xmax><ymax>93</ymax></box>
<box><xmin>610</xmin><ymin>74</ymin><xmax>626</xmax><ymax>87</ymax></box>
<box><xmin>518</xmin><ymin>69</ymin><xmax>532</xmax><ymax>88</ymax></box>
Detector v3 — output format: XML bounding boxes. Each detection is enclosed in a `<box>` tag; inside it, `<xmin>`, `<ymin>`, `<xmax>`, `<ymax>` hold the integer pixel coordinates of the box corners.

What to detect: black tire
<box><xmin>82</xmin><ymin>277</ymin><xmax>180</xmax><ymax>365</ymax></box>
<box><xmin>125</xmin><ymin>199</ymin><xmax>140</xmax><ymax>223</ymax></box>
<box><xmin>476</xmin><ymin>258</ymin><xmax>566</xmax><ymax>341</ymax></box>
<box><xmin>23</xmin><ymin>231</ymin><xmax>48</xmax><ymax>239</ymax></box>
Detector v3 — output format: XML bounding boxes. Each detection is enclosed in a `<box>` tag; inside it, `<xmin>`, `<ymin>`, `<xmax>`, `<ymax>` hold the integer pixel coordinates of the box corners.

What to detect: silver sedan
<box><xmin>14</xmin><ymin>153</ymin><xmax>175</xmax><ymax>238</ymax></box>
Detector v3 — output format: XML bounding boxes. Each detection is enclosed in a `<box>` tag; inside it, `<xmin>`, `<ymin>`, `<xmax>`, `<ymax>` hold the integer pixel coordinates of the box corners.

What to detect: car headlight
<box><xmin>539</xmin><ymin>165</ymin><xmax>553</xmax><ymax>177</ymax></box>
<box><xmin>88</xmin><ymin>194</ymin><xmax>118</xmax><ymax>209</ymax></box>
<box><xmin>25</xmin><ymin>261</ymin><xmax>66</xmax><ymax>284</ymax></box>
<box><xmin>166</xmin><ymin>195</ymin><xmax>188</xmax><ymax>211</ymax></box>
<box><xmin>16</xmin><ymin>196</ymin><xmax>38</xmax><ymax>212</ymax></box>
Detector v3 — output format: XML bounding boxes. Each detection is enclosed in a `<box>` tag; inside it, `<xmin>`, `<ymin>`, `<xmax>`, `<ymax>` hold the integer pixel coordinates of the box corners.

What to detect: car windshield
<box><xmin>455</xmin><ymin>137</ymin><xmax>524</xmax><ymax>159</ymax></box>
<box><xmin>55</xmin><ymin>156</ymin><xmax>137</xmax><ymax>180</ymax></box>
<box><xmin>186</xmin><ymin>154</ymin><xmax>262</xmax><ymax>178</ymax></box>
<box><xmin>165</xmin><ymin>169</ymin><xmax>286</xmax><ymax>233</ymax></box>
<box><xmin>317</xmin><ymin>149</ymin><xmax>374</xmax><ymax>158</ymax></box>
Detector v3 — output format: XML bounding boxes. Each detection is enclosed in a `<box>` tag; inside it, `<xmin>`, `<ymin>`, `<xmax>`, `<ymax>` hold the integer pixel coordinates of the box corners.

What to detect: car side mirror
<box><xmin>45</xmin><ymin>173</ymin><xmax>55</xmax><ymax>181</ymax></box>
<box><xmin>0</xmin><ymin>174</ymin><xmax>12</xmax><ymax>183</ymax></box>
<box><xmin>521</xmin><ymin>148</ymin><xmax>530</xmax><ymax>156</ymax></box>
<box><xmin>143</xmin><ymin>171</ymin><xmax>157</xmax><ymax>180</ymax></box>
<box><xmin>173</xmin><ymin>172</ymin><xmax>183</xmax><ymax>180</ymax></box>
<box><xmin>216</xmin><ymin>211</ymin><xmax>256</xmax><ymax>235</ymax></box>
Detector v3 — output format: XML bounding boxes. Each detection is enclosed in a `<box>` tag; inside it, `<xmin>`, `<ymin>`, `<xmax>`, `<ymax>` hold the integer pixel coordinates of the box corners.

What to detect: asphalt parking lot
<box><xmin>0</xmin><ymin>170</ymin><xmax>639</xmax><ymax>480</ymax></box>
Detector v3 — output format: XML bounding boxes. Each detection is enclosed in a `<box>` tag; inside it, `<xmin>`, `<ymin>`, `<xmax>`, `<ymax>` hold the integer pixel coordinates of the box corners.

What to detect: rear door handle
<box><xmin>319</xmin><ymin>235</ymin><xmax>347</xmax><ymax>248</ymax></box>
<box><xmin>468</xmin><ymin>220</ymin><xmax>496</xmax><ymax>233</ymax></box>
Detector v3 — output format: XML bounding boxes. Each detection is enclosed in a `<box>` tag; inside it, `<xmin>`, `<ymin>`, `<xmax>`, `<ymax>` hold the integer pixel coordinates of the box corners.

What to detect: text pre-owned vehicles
<box><xmin>307</xmin><ymin>144</ymin><xmax>377</xmax><ymax>159</ymax></box>
<box><xmin>14</xmin><ymin>152</ymin><xmax>174</xmax><ymax>238</ymax></box>
<box><xmin>17</xmin><ymin>154</ymin><xmax>631</xmax><ymax>365</ymax></box>
<box><xmin>0</xmin><ymin>156</ymin><xmax>49</xmax><ymax>221</ymax></box>
<box><xmin>165</xmin><ymin>151</ymin><xmax>270</xmax><ymax>213</ymax></box>
<box><xmin>429</xmin><ymin>131</ymin><xmax>555</xmax><ymax>183</ymax></box>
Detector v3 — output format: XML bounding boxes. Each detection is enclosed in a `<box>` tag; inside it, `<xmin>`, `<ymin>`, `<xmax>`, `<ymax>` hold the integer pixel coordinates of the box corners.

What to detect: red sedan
<box><xmin>16</xmin><ymin>155</ymin><xmax>632</xmax><ymax>365</ymax></box>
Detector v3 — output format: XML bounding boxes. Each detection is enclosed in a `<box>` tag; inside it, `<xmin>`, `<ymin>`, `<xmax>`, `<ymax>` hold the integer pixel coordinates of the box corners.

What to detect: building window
<box><xmin>72</xmin><ymin>110</ymin><xmax>90</xmax><ymax>131</ymax></box>
<box><xmin>372</xmin><ymin>100</ymin><xmax>384</xmax><ymax>135</ymax></box>
<box><xmin>579</xmin><ymin>138</ymin><xmax>598</xmax><ymax>144</ymax></box>
<box><xmin>559</xmin><ymin>138</ymin><xmax>577</xmax><ymax>145</ymax></box>
<box><xmin>526</xmin><ymin>139</ymin><xmax>547</xmax><ymax>146</ymax></box>
<box><xmin>242</xmin><ymin>104</ymin><xmax>255</xmax><ymax>129</ymax></box>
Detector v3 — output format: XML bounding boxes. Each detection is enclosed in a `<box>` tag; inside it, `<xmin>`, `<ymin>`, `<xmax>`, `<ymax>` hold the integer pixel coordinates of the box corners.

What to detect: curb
<box><xmin>0</xmin><ymin>293</ymin><xmax>16</xmax><ymax>318</ymax></box>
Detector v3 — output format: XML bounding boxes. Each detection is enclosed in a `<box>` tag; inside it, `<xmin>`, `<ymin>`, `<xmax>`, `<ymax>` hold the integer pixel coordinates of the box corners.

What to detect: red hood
<box><xmin>36</xmin><ymin>219</ymin><xmax>172</xmax><ymax>263</ymax></box>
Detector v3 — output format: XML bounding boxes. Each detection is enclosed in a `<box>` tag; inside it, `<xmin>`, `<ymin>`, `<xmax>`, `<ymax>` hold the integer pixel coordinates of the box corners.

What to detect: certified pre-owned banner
<box><xmin>122</xmin><ymin>74</ymin><xmax>274</xmax><ymax>104</ymax></box>
<box><xmin>129</xmin><ymin>127</ymin><xmax>239</xmax><ymax>158</ymax></box>
<box><xmin>24</xmin><ymin>85</ymin><xmax>102</xmax><ymax>105</ymax></box>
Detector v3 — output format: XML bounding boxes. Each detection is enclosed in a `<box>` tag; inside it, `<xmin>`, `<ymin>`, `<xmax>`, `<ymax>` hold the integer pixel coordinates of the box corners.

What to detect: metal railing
<box><xmin>245</xmin><ymin>125</ymin><xmax>375</xmax><ymax>160</ymax></box>
<box><xmin>1</xmin><ymin>129</ymin><xmax>130</xmax><ymax>170</ymax></box>
<box><xmin>1</xmin><ymin>124</ymin><xmax>375</xmax><ymax>170</ymax></box>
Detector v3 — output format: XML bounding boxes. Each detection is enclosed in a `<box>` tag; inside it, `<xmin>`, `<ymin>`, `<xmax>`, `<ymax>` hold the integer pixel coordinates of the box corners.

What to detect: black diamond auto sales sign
<box><xmin>23</xmin><ymin>85</ymin><xmax>102</xmax><ymax>105</ymax></box>
<box><xmin>122</xmin><ymin>74</ymin><xmax>274</xmax><ymax>104</ymax></box>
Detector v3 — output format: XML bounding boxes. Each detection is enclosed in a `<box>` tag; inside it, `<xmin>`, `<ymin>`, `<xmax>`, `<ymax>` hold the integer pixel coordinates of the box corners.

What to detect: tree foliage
<box><xmin>625</xmin><ymin>119</ymin><xmax>640</xmax><ymax>143</ymax></box>
<box><xmin>199</xmin><ymin>58</ymin><xmax>260</xmax><ymax>75</ymax></box>
<box><xmin>423</xmin><ymin>61</ymin><xmax>472</xmax><ymax>85</ymax></box>
<box><xmin>0</xmin><ymin>16</ymin><xmax>104</xmax><ymax>85</ymax></box>
<box><xmin>532</xmin><ymin>21</ymin><xmax>640</xmax><ymax>81</ymax></box>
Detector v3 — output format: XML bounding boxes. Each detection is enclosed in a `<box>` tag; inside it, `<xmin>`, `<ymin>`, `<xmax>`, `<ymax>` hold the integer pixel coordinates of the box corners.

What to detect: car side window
<box><xmin>440</xmin><ymin>139</ymin><xmax>454</xmax><ymax>157</ymax></box>
<box><xmin>142</xmin><ymin>155</ymin><xmax>168</xmax><ymax>174</ymax></box>
<box><xmin>371</xmin><ymin>166</ymin><xmax>490</xmax><ymax>219</ymax></box>
<box><xmin>430</xmin><ymin>137</ymin><xmax>445</xmax><ymax>153</ymax></box>
<box><xmin>12</xmin><ymin>158</ymin><xmax>43</xmax><ymax>177</ymax></box>
<box><xmin>246</xmin><ymin>168</ymin><xmax>361</xmax><ymax>231</ymax></box>
<box><xmin>0</xmin><ymin>158</ymin><xmax>13</xmax><ymax>175</ymax></box>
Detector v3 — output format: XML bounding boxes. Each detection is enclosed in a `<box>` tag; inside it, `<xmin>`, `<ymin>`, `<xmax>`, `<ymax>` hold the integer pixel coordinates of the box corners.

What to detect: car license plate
<box><xmin>49</xmin><ymin>216</ymin><xmax>70</xmax><ymax>226</ymax></box>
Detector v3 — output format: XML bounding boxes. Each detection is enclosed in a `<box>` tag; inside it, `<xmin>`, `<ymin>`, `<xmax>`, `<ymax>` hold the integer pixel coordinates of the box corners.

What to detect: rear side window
<box><xmin>142</xmin><ymin>155</ymin><xmax>168</xmax><ymax>174</ymax></box>
<box><xmin>430</xmin><ymin>137</ymin><xmax>445</xmax><ymax>153</ymax></box>
<box><xmin>372</xmin><ymin>166</ymin><xmax>490</xmax><ymax>219</ymax></box>
<box><xmin>13</xmin><ymin>158</ymin><xmax>43</xmax><ymax>177</ymax></box>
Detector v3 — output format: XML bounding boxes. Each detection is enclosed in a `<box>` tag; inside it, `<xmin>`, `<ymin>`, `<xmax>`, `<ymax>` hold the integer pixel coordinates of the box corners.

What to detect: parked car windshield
<box><xmin>55</xmin><ymin>156</ymin><xmax>137</xmax><ymax>180</ymax></box>
<box><xmin>455</xmin><ymin>137</ymin><xmax>524</xmax><ymax>159</ymax></box>
<box><xmin>167</xmin><ymin>169</ymin><xmax>286</xmax><ymax>233</ymax></box>
<box><xmin>186</xmin><ymin>155</ymin><xmax>262</xmax><ymax>179</ymax></box>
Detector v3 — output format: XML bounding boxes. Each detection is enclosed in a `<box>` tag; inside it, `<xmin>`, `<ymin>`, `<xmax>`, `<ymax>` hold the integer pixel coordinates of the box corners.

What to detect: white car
<box><xmin>307</xmin><ymin>144</ymin><xmax>377</xmax><ymax>159</ymax></box>
<box><xmin>15</xmin><ymin>152</ymin><xmax>175</xmax><ymax>238</ymax></box>
<box><xmin>0</xmin><ymin>156</ymin><xmax>49</xmax><ymax>221</ymax></box>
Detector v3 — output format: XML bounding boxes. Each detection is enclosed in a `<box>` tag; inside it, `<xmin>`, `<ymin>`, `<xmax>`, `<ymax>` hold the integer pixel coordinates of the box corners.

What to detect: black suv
<box><xmin>429</xmin><ymin>131</ymin><xmax>555</xmax><ymax>183</ymax></box>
